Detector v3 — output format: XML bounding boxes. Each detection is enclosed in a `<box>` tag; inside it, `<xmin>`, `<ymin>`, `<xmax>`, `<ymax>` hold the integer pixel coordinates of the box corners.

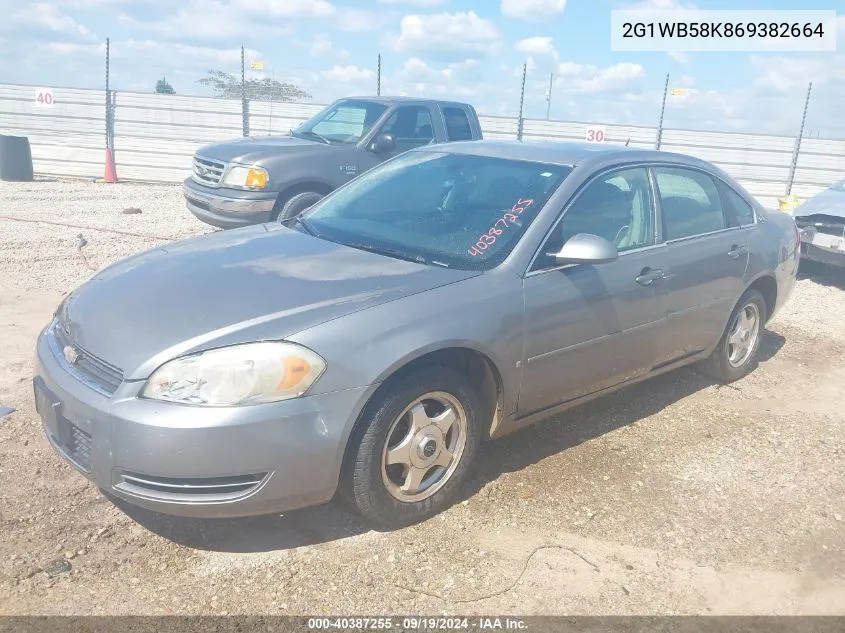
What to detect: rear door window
<box><xmin>443</xmin><ymin>107</ymin><xmax>473</xmax><ymax>141</ymax></box>
<box><xmin>380</xmin><ymin>106</ymin><xmax>435</xmax><ymax>152</ymax></box>
<box><xmin>653</xmin><ymin>167</ymin><xmax>727</xmax><ymax>240</ymax></box>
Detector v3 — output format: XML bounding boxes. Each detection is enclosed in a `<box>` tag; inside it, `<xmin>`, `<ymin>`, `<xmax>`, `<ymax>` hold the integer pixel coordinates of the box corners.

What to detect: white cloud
<box><xmin>119</xmin><ymin>0</ymin><xmax>289</xmax><ymax>39</ymax></box>
<box><xmin>232</xmin><ymin>0</ymin><xmax>335</xmax><ymax>17</ymax></box>
<box><xmin>515</xmin><ymin>36</ymin><xmax>557</xmax><ymax>58</ymax></box>
<box><xmin>309</xmin><ymin>34</ymin><xmax>332</xmax><ymax>57</ymax></box>
<box><xmin>121</xmin><ymin>39</ymin><xmax>260</xmax><ymax>65</ymax></box>
<box><xmin>48</xmin><ymin>0</ymin><xmax>133</xmax><ymax>6</ymax></box>
<box><xmin>390</xmin><ymin>11</ymin><xmax>500</xmax><ymax>58</ymax></box>
<box><xmin>334</xmin><ymin>8</ymin><xmax>392</xmax><ymax>32</ymax></box>
<box><xmin>501</xmin><ymin>0</ymin><xmax>566</xmax><ymax>22</ymax></box>
<box><xmin>378</xmin><ymin>0</ymin><xmax>447</xmax><ymax>5</ymax></box>
<box><xmin>625</xmin><ymin>0</ymin><xmax>697</xmax><ymax>8</ymax></box>
<box><xmin>668</xmin><ymin>50</ymin><xmax>690</xmax><ymax>64</ymax></box>
<box><xmin>2</xmin><ymin>3</ymin><xmax>97</xmax><ymax>41</ymax></box>
<box><xmin>303</xmin><ymin>35</ymin><xmax>351</xmax><ymax>59</ymax></box>
<box><xmin>320</xmin><ymin>65</ymin><xmax>375</xmax><ymax>83</ymax></box>
<box><xmin>556</xmin><ymin>61</ymin><xmax>646</xmax><ymax>93</ymax></box>
<box><xmin>43</xmin><ymin>41</ymin><xmax>104</xmax><ymax>55</ymax></box>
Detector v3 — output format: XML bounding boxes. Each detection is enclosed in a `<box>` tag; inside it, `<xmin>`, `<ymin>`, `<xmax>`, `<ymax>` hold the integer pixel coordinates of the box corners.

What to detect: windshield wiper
<box><xmin>288</xmin><ymin>215</ymin><xmax>319</xmax><ymax>236</ymax></box>
<box><xmin>342</xmin><ymin>241</ymin><xmax>430</xmax><ymax>265</ymax></box>
<box><xmin>293</xmin><ymin>129</ymin><xmax>330</xmax><ymax>145</ymax></box>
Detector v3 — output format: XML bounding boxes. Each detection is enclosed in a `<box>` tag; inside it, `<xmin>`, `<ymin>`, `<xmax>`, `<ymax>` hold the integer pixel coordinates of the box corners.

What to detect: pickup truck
<box><xmin>183</xmin><ymin>96</ymin><xmax>484</xmax><ymax>228</ymax></box>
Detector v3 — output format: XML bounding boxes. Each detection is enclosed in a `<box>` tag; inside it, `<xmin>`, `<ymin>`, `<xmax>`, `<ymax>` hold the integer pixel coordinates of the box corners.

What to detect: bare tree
<box><xmin>198</xmin><ymin>70</ymin><xmax>311</xmax><ymax>101</ymax></box>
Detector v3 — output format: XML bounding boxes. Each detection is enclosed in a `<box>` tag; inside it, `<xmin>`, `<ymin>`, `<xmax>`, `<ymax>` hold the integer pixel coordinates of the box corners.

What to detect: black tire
<box><xmin>698</xmin><ymin>289</ymin><xmax>766</xmax><ymax>383</ymax></box>
<box><xmin>343</xmin><ymin>366</ymin><xmax>483</xmax><ymax>528</ymax></box>
<box><xmin>276</xmin><ymin>191</ymin><xmax>324</xmax><ymax>221</ymax></box>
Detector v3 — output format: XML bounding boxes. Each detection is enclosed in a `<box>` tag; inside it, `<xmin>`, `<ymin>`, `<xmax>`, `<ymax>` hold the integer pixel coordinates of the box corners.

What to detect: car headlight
<box><xmin>222</xmin><ymin>165</ymin><xmax>269</xmax><ymax>190</ymax></box>
<box><xmin>141</xmin><ymin>342</ymin><xmax>326</xmax><ymax>406</ymax></box>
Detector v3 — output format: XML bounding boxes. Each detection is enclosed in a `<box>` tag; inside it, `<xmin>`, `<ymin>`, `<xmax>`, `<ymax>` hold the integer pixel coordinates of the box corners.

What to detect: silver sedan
<box><xmin>34</xmin><ymin>141</ymin><xmax>801</xmax><ymax>527</ymax></box>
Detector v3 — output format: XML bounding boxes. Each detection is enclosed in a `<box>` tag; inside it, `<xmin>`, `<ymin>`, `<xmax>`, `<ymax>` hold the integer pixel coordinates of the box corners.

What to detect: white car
<box><xmin>794</xmin><ymin>178</ymin><xmax>845</xmax><ymax>268</ymax></box>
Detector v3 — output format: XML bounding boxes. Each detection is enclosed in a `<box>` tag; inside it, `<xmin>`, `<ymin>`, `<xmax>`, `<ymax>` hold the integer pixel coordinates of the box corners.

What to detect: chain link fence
<box><xmin>2</xmin><ymin>40</ymin><xmax>844</xmax><ymax>207</ymax></box>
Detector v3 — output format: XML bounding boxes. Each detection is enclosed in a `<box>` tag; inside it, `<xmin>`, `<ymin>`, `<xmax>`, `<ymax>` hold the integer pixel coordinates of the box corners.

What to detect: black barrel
<box><xmin>0</xmin><ymin>135</ymin><xmax>34</xmax><ymax>181</ymax></box>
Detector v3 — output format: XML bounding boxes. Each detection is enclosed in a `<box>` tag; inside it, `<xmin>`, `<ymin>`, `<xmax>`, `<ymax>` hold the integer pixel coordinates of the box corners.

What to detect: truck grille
<box><xmin>51</xmin><ymin>323</ymin><xmax>124</xmax><ymax>396</ymax></box>
<box><xmin>192</xmin><ymin>155</ymin><xmax>227</xmax><ymax>187</ymax></box>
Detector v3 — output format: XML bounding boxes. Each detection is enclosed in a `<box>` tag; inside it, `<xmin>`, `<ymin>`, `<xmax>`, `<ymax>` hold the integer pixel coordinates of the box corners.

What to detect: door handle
<box><xmin>727</xmin><ymin>244</ymin><xmax>748</xmax><ymax>259</ymax></box>
<box><xmin>635</xmin><ymin>267</ymin><xmax>665</xmax><ymax>287</ymax></box>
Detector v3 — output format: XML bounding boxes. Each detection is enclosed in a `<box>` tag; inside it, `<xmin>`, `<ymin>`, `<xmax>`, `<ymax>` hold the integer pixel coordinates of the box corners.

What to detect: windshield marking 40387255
<box><xmin>468</xmin><ymin>198</ymin><xmax>535</xmax><ymax>257</ymax></box>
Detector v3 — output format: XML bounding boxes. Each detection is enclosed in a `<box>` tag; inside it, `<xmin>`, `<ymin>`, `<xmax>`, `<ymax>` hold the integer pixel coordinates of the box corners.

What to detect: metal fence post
<box><xmin>516</xmin><ymin>62</ymin><xmax>527</xmax><ymax>141</ymax></box>
<box><xmin>786</xmin><ymin>81</ymin><xmax>812</xmax><ymax>196</ymax></box>
<box><xmin>241</xmin><ymin>45</ymin><xmax>249</xmax><ymax>137</ymax></box>
<box><xmin>109</xmin><ymin>91</ymin><xmax>116</xmax><ymax>160</ymax></box>
<box><xmin>104</xmin><ymin>37</ymin><xmax>110</xmax><ymax>151</ymax></box>
<box><xmin>377</xmin><ymin>54</ymin><xmax>381</xmax><ymax>96</ymax></box>
<box><xmin>655</xmin><ymin>73</ymin><xmax>669</xmax><ymax>150</ymax></box>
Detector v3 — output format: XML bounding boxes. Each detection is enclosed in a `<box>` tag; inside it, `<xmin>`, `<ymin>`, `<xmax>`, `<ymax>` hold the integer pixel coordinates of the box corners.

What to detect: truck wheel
<box><xmin>277</xmin><ymin>191</ymin><xmax>324</xmax><ymax>221</ymax></box>
<box><xmin>343</xmin><ymin>366</ymin><xmax>482</xmax><ymax>528</ymax></box>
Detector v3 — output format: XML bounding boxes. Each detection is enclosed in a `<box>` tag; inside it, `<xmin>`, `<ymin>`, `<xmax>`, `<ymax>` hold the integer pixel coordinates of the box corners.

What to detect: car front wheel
<box><xmin>343</xmin><ymin>366</ymin><xmax>482</xmax><ymax>528</ymax></box>
<box><xmin>277</xmin><ymin>191</ymin><xmax>324</xmax><ymax>221</ymax></box>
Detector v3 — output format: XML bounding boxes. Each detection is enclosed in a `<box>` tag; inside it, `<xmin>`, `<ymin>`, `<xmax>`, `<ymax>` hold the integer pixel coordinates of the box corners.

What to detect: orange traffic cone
<box><xmin>104</xmin><ymin>147</ymin><xmax>118</xmax><ymax>183</ymax></box>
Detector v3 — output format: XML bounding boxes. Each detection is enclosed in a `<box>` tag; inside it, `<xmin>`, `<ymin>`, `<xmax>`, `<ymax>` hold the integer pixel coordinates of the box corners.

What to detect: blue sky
<box><xmin>0</xmin><ymin>0</ymin><xmax>843</xmax><ymax>136</ymax></box>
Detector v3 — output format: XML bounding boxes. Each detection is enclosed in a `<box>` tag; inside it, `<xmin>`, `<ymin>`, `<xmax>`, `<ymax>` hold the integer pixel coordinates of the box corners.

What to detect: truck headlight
<box><xmin>141</xmin><ymin>342</ymin><xmax>326</xmax><ymax>406</ymax></box>
<box><xmin>222</xmin><ymin>165</ymin><xmax>269</xmax><ymax>190</ymax></box>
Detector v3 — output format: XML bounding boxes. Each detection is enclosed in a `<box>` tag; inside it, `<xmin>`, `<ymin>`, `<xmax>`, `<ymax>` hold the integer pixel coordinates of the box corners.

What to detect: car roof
<box><xmin>416</xmin><ymin>140</ymin><xmax>716</xmax><ymax>171</ymax></box>
<box><xmin>340</xmin><ymin>95</ymin><xmax>473</xmax><ymax>108</ymax></box>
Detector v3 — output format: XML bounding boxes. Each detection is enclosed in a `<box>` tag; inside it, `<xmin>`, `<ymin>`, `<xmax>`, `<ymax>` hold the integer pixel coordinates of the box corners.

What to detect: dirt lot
<box><xmin>0</xmin><ymin>179</ymin><xmax>844</xmax><ymax>615</ymax></box>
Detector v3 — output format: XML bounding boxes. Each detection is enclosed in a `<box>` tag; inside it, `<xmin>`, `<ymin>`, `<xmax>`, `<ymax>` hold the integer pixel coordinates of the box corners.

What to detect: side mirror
<box><xmin>548</xmin><ymin>233</ymin><xmax>618</xmax><ymax>265</ymax></box>
<box><xmin>370</xmin><ymin>133</ymin><xmax>395</xmax><ymax>154</ymax></box>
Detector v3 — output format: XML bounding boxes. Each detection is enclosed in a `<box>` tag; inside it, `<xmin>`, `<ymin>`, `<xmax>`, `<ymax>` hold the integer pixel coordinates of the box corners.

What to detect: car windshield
<box><xmin>293</xmin><ymin>99</ymin><xmax>388</xmax><ymax>145</ymax></box>
<box><xmin>297</xmin><ymin>151</ymin><xmax>572</xmax><ymax>270</ymax></box>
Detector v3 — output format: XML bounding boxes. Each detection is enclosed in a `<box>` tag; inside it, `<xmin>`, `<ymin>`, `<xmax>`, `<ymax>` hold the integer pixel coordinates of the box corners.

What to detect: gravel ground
<box><xmin>0</xmin><ymin>179</ymin><xmax>843</xmax><ymax>616</ymax></box>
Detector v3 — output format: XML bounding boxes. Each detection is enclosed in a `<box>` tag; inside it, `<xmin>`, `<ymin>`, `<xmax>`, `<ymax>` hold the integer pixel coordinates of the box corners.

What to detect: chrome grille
<box><xmin>51</xmin><ymin>324</ymin><xmax>124</xmax><ymax>396</ymax></box>
<box><xmin>192</xmin><ymin>155</ymin><xmax>227</xmax><ymax>187</ymax></box>
<box><xmin>116</xmin><ymin>472</ymin><xmax>267</xmax><ymax>502</ymax></box>
<box><xmin>67</xmin><ymin>424</ymin><xmax>92</xmax><ymax>471</ymax></box>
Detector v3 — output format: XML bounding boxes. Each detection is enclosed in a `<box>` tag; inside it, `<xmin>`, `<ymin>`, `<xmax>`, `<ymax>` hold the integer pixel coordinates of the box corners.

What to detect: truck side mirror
<box><xmin>370</xmin><ymin>133</ymin><xmax>395</xmax><ymax>154</ymax></box>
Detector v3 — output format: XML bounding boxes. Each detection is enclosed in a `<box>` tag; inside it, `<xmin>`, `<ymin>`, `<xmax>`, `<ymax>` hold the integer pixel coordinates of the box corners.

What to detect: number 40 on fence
<box><xmin>34</xmin><ymin>88</ymin><xmax>55</xmax><ymax>108</ymax></box>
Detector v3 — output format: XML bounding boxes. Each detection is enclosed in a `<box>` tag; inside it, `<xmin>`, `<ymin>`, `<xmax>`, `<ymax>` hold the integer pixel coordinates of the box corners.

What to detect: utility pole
<box><xmin>377</xmin><ymin>54</ymin><xmax>381</xmax><ymax>96</ymax></box>
<box><xmin>545</xmin><ymin>72</ymin><xmax>553</xmax><ymax>120</ymax></box>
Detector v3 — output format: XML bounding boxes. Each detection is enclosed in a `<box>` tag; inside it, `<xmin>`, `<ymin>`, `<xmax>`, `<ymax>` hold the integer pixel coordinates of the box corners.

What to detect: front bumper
<box><xmin>799</xmin><ymin>228</ymin><xmax>845</xmax><ymax>267</ymax></box>
<box><xmin>34</xmin><ymin>326</ymin><xmax>371</xmax><ymax>518</ymax></box>
<box><xmin>183</xmin><ymin>178</ymin><xmax>278</xmax><ymax>229</ymax></box>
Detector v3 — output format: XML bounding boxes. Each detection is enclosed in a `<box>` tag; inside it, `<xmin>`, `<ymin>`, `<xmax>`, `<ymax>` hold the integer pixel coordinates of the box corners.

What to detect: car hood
<box><xmin>196</xmin><ymin>135</ymin><xmax>335</xmax><ymax>165</ymax></box>
<box><xmin>58</xmin><ymin>225</ymin><xmax>478</xmax><ymax>380</ymax></box>
<box><xmin>794</xmin><ymin>188</ymin><xmax>845</xmax><ymax>219</ymax></box>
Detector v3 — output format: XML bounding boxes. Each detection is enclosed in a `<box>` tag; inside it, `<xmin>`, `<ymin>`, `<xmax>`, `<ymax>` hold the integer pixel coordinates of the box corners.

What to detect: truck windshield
<box><xmin>298</xmin><ymin>150</ymin><xmax>572</xmax><ymax>271</ymax></box>
<box><xmin>293</xmin><ymin>100</ymin><xmax>388</xmax><ymax>145</ymax></box>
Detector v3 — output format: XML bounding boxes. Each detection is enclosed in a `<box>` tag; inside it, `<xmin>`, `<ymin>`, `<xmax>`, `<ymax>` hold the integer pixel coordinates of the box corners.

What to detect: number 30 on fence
<box><xmin>34</xmin><ymin>88</ymin><xmax>55</xmax><ymax>108</ymax></box>
<box><xmin>585</xmin><ymin>125</ymin><xmax>606</xmax><ymax>143</ymax></box>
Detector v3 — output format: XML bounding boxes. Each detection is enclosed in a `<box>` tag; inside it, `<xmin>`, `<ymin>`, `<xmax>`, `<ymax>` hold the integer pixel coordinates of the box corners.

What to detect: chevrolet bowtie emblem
<box><xmin>63</xmin><ymin>345</ymin><xmax>79</xmax><ymax>365</ymax></box>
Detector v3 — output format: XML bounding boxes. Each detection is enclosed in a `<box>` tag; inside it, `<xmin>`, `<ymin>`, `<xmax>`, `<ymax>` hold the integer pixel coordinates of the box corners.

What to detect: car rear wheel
<box><xmin>698</xmin><ymin>289</ymin><xmax>766</xmax><ymax>383</ymax></box>
<box><xmin>343</xmin><ymin>366</ymin><xmax>482</xmax><ymax>527</ymax></box>
<box><xmin>276</xmin><ymin>191</ymin><xmax>324</xmax><ymax>221</ymax></box>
